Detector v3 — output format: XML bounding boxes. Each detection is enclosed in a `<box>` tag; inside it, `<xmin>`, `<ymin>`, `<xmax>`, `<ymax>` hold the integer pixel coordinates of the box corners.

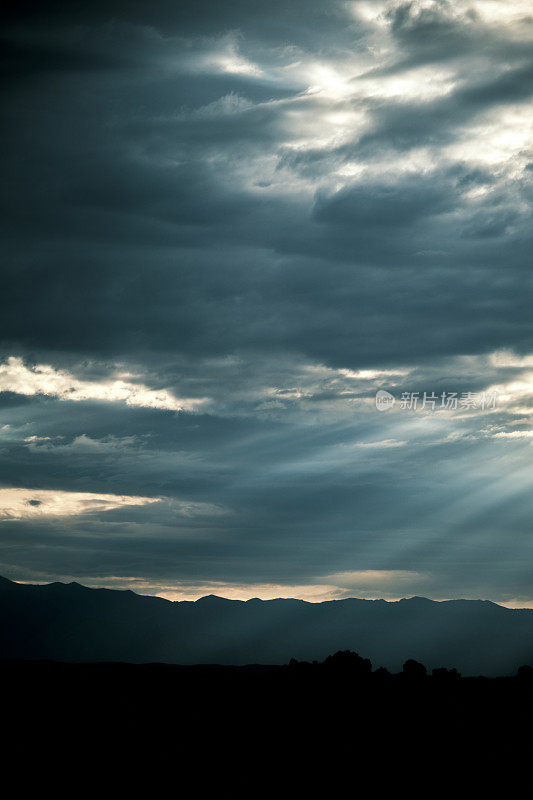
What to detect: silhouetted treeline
<box><xmin>288</xmin><ymin>649</ymin><xmax>464</xmax><ymax>678</ymax></box>
<box><xmin>2</xmin><ymin>652</ymin><xmax>533</xmax><ymax>792</ymax></box>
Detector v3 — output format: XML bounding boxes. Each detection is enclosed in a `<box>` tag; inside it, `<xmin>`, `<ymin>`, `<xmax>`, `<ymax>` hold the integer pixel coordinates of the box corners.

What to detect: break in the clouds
<box><xmin>0</xmin><ymin>357</ymin><xmax>206</xmax><ymax>411</ymax></box>
<box><xmin>0</xmin><ymin>487</ymin><xmax>160</xmax><ymax>520</ymax></box>
<box><xmin>1</xmin><ymin>1</ymin><xmax>533</xmax><ymax>605</ymax></box>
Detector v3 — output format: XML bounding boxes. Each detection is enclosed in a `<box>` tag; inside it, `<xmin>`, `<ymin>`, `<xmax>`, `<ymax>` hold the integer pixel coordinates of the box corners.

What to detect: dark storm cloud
<box><xmin>2</xmin><ymin>0</ymin><xmax>531</xmax><ymax>364</ymax></box>
<box><xmin>1</xmin><ymin>0</ymin><xmax>533</xmax><ymax>602</ymax></box>
<box><xmin>3</xmin><ymin>0</ymin><xmax>361</xmax><ymax>52</ymax></box>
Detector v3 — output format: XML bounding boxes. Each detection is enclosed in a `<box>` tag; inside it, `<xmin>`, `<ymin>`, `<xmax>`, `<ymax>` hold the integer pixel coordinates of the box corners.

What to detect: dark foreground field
<box><xmin>3</xmin><ymin>654</ymin><xmax>532</xmax><ymax>792</ymax></box>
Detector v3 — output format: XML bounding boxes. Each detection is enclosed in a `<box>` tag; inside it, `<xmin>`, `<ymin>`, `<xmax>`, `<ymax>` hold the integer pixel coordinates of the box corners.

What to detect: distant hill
<box><xmin>1</xmin><ymin>576</ymin><xmax>532</xmax><ymax>675</ymax></box>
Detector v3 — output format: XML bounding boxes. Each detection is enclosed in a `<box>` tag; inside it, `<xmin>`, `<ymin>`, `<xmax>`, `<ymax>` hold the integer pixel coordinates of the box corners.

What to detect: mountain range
<box><xmin>1</xmin><ymin>576</ymin><xmax>532</xmax><ymax>675</ymax></box>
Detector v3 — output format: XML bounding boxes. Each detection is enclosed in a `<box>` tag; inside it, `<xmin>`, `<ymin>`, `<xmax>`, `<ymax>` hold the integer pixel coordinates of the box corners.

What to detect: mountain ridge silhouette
<box><xmin>1</xmin><ymin>576</ymin><xmax>531</xmax><ymax>674</ymax></box>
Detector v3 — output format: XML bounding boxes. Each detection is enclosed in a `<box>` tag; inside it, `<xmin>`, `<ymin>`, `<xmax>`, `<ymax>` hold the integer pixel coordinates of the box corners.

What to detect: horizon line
<box><xmin>4</xmin><ymin>575</ymin><xmax>533</xmax><ymax>610</ymax></box>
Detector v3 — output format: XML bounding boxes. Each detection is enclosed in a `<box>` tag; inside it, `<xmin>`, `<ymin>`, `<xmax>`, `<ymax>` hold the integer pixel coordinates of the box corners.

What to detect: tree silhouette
<box><xmin>374</xmin><ymin>666</ymin><xmax>391</xmax><ymax>678</ymax></box>
<box><xmin>432</xmin><ymin>667</ymin><xmax>461</xmax><ymax>680</ymax></box>
<box><xmin>517</xmin><ymin>665</ymin><xmax>533</xmax><ymax>680</ymax></box>
<box><xmin>323</xmin><ymin>650</ymin><xmax>372</xmax><ymax>674</ymax></box>
<box><xmin>402</xmin><ymin>659</ymin><xmax>427</xmax><ymax>678</ymax></box>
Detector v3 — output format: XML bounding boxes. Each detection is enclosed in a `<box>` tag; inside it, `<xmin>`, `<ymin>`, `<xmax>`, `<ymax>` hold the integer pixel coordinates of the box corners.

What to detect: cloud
<box><xmin>492</xmin><ymin>430</ymin><xmax>533</xmax><ymax>439</ymax></box>
<box><xmin>0</xmin><ymin>487</ymin><xmax>160</xmax><ymax>520</ymax></box>
<box><xmin>0</xmin><ymin>357</ymin><xmax>206</xmax><ymax>411</ymax></box>
<box><xmin>354</xmin><ymin>439</ymin><xmax>408</xmax><ymax>448</ymax></box>
<box><xmin>324</xmin><ymin>569</ymin><xmax>430</xmax><ymax>598</ymax></box>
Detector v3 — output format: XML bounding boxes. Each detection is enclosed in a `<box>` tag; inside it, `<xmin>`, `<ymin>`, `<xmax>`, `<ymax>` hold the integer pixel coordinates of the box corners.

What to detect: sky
<box><xmin>1</xmin><ymin>0</ymin><xmax>533</xmax><ymax>606</ymax></box>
